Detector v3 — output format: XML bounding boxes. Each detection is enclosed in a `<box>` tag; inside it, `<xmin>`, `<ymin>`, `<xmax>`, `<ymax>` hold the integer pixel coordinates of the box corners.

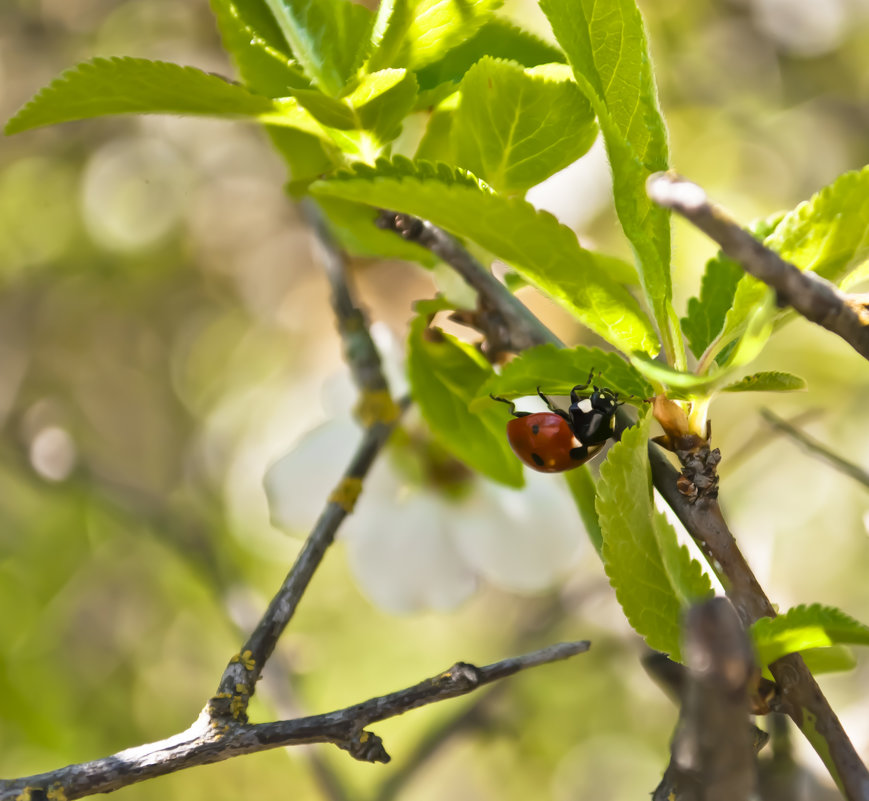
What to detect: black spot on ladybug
<box><xmin>531</xmin><ymin>453</ymin><xmax>545</xmax><ymax>467</ymax></box>
<box><xmin>531</xmin><ymin>424</ymin><xmax>540</xmax><ymax>435</ymax></box>
<box><xmin>569</xmin><ymin>447</ymin><xmax>586</xmax><ymax>461</ymax></box>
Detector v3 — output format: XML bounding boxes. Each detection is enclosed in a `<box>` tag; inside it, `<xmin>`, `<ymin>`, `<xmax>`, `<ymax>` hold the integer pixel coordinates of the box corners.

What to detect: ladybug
<box><xmin>491</xmin><ymin>374</ymin><xmax>622</xmax><ymax>473</ymax></box>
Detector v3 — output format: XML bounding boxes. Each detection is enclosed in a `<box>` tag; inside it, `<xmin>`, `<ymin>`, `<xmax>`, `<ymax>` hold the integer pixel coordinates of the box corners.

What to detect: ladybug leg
<box><xmin>490</xmin><ymin>394</ymin><xmax>530</xmax><ymax>418</ymax></box>
<box><xmin>536</xmin><ymin>387</ymin><xmax>571</xmax><ymax>422</ymax></box>
<box><xmin>570</xmin><ymin>370</ymin><xmax>599</xmax><ymax>404</ymax></box>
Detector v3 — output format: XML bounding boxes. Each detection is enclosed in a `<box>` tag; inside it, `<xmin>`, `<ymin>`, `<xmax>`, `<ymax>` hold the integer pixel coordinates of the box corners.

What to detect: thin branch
<box><xmin>760</xmin><ymin>407</ymin><xmax>869</xmax><ymax>491</ymax></box>
<box><xmin>303</xmin><ymin>200</ymin><xmax>395</xmax><ymax>406</ymax></box>
<box><xmin>375</xmin><ymin>210</ymin><xmax>563</xmax><ymax>353</ymax></box>
<box><xmin>210</xmin><ymin>399</ymin><xmax>408</xmax><ymax>721</ymax></box>
<box><xmin>646</xmin><ymin>172</ymin><xmax>869</xmax><ymax>361</ymax></box>
<box><xmin>0</xmin><ymin>642</ymin><xmax>590</xmax><ymax>801</ymax></box>
<box><xmin>653</xmin><ymin>598</ymin><xmax>759</xmax><ymax>801</ymax></box>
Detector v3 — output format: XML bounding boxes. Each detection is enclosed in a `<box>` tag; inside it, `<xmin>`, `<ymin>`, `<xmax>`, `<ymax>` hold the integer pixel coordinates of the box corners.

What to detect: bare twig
<box><xmin>653</xmin><ymin>598</ymin><xmax>758</xmax><ymax>801</ymax></box>
<box><xmin>646</xmin><ymin>172</ymin><xmax>869</xmax><ymax>361</ymax></box>
<box><xmin>0</xmin><ymin>642</ymin><xmax>589</xmax><ymax>801</ymax></box>
<box><xmin>760</xmin><ymin>407</ymin><xmax>869</xmax><ymax>491</ymax></box>
<box><xmin>375</xmin><ymin>210</ymin><xmax>563</xmax><ymax>353</ymax></box>
<box><xmin>304</xmin><ymin>201</ymin><xmax>394</xmax><ymax>401</ymax></box>
<box><xmin>378</xmin><ymin>214</ymin><xmax>869</xmax><ymax>801</ymax></box>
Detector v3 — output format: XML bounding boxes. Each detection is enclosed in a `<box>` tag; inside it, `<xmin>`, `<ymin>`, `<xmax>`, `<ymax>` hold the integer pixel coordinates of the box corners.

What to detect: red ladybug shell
<box><xmin>506</xmin><ymin>412</ymin><xmax>600</xmax><ymax>473</ymax></box>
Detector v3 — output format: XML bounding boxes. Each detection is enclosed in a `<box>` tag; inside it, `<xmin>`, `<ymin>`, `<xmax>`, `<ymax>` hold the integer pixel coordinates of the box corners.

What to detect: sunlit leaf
<box><xmin>5</xmin><ymin>58</ymin><xmax>289</xmax><ymax>134</ymax></box>
<box><xmin>596</xmin><ymin>411</ymin><xmax>713</xmax><ymax>660</ymax></box>
<box><xmin>540</xmin><ymin>0</ymin><xmax>672</xmax><ymax>329</ymax></box>
<box><xmin>368</xmin><ymin>0</ymin><xmax>504</xmax><ymax>72</ymax></box>
<box><xmin>722</xmin><ymin>372</ymin><xmax>806</xmax><ymax>393</ymax></box>
<box><xmin>210</xmin><ymin>0</ymin><xmax>311</xmax><ymax>97</ymax></box>
<box><xmin>311</xmin><ymin>158</ymin><xmax>659</xmax><ymax>355</ymax></box>
<box><xmin>451</xmin><ymin>58</ymin><xmax>596</xmax><ymax>195</ymax></box>
<box><xmin>263</xmin><ymin>0</ymin><xmax>373</xmax><ymax>96</ymax></box>
<box><xmin>751</xmin><ymin>604</ymin><xmax>869</xmax><ymax>668</ymax></box>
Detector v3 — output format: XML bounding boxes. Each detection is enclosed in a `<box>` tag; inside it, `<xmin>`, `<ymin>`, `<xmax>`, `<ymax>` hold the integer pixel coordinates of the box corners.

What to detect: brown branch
<box><xmin>0</xmin><ymin>642</ymin><xmax>590</xmax><ymax>801</ymax></box>
<box><xmin>646</xmin><ymin>172</ymin><xmax>869</xmax><ymax>361</ymax></box>
<box><xmin>760</xmin><ymin>407</ymin><xmax>869</xmax><ymax>491</ymax></box>
<box><xmin>375</xmin><ymin>210</ymin><xmax>563</xmax><ymax>353</ymax></box>
<box><xmin>304</xmin><ymin>201</ymin><xmax>393</xmax><ymax>395</ymax></box>
<box><xmin>653</xmin><ymin>598</ymin><xmax>759</xmax><ymax>801</ymax></box>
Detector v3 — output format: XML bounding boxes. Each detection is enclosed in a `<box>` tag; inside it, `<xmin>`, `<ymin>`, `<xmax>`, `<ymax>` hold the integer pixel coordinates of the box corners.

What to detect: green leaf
<box><xmin>210</xmin><ymin>0</ymin><xmax>311</xmax><ymax>97</ymax></box>
<box><xmin>268</xmin><ymin>126</ymin><xmax>338</xmax><ymax>191</ymax></box>
<box><xmin>348</xmin><ymin>69</ymin><xmax>418</xmax><ymax>144</ymax></box>
<box><xmin>681</xmin><ymin>253</ymin><xmax>744</xmax><ymax>360</ymax></box>
<box><xmin>751</xmin><ymin>604</ymin><xmax>869</xmax><ymax>668</ymax></box>
<box><xmin>768</xmin><ymin>165</ymin><xmax>869</xmax><ymax>286</ymax></box>
<box><xmin>596</xmin><ymin>411</ymin><xmax>713</xmax><ymax>660</ymax></box>
<box><xmin>451</xmin><ymin>58</ymin><xmax>597</xmax><ymax>195</ymax></box>
<box><xmin>4</xmin><ymin>57</ymin><xmax>290</xmax><ymax>134</ymax></box>
<box><xmin>722</xmin><ymin>372</ymin><xmax>806</xmax><ymax>393</ymax></box>
<box><xmin>367</xmin><ymin>0</ymin><xmax>504</xmax><ymax>72</ymax></box>
<box><xmin>311</xmin><ymin>158</ymin><xmax>659</xmax><ymax>355</ymax></box>
<box><xmin>413</xmin><ymin>16</ymin><xmax>566</xmax><ymax>93</ymax></box>
<box><xmin>540</xmin><ymin>0</ymin><xmax>672</xmax><ymax>327</ymax></box>
<box><xmin>407</xmin><ymin>314</ymin><xmax>524</xmax><ymax>487</ymax></box>
<box><xmin>629</xmin><ymin>354</ymin><xmax>725</xmax><ymax>397</ymax></box>
<box><xmin>475</xmin><ymin>344</ymin><xmax>652</xmax><ymax>408</ymax></box>
<box><xmin>263</xmin><ymin>0</ymin><xmax>373</xmax><ymax>96</ymax></box>
<box><xmin>415</xmin><ymin>103</ymin><xmax>456</xmax><ymax>163</ymax></box>
<box><xmin>799</xmin><ymin>646</ymin><xmax>857</xmax><ymax>676</ymax></box>
<box><xmin>564</xmin><ymin>468</ymin><xmax>603</xmax><ymax>554</ymax></box>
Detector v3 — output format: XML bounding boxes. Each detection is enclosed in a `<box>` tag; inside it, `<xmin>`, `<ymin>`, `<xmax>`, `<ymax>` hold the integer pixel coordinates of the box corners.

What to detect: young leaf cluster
<box><xmin>7</xmin><ymin>0</ymin><xmax>869</xmax><ymax>693</ymax></box>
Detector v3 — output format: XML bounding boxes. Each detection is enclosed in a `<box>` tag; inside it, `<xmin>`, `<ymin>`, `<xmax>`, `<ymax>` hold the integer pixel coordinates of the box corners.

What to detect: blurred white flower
<box><xmin>264</xmin><ymin>411</ymin><xmax>586</xmax><ymax>614</ymax></box>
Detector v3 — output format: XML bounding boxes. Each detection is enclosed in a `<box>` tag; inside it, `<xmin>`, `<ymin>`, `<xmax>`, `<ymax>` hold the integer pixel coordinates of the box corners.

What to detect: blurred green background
<box><xmin>2</xmin><ymin>0</ymin><xmax>869</xmax><ymax>798</ymax></box>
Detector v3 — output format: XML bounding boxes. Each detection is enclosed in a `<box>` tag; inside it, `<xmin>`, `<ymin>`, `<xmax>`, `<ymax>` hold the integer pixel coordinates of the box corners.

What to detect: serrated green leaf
<box><xmin>210</xmin><ymin>0</ymin><xmax>311</xmax><ymax>97</ymax></box>
<box><xmin>629</xmin><ymin>354</ymin><xmax>725</xmax><ymax>397</ymax></box>
<box><xmin>264</xmin><ymin>0</ymin><xmax>373</xmax><ymax>96</ymax></box>
<box><xmin>292</xmin><ymin>71</ymin><xmax>417</xmax><ymax>144</ymax></box>
<box><xmin>367</xmin><ymin>0</ymin><xmax>504</xmax><ymax>72</ymax></box>
<box><xmin>474</xmin><ymin>344</ymin><xmax>652</xmax><ymax>408</ymax></box>
<box><xmin>451</xmin><ymin>58</ymin><xmax>596</xmax><ymax>195</ymax></box>
<box><xmin>799</xmin><ymin>646</ymin><xmax>858</xmax><ymax>675</ymax></box>
<box><xmin>413</xmin><ymin>16</ymin><xmax>566</xmax><ymax>94</ymax></box>
<box><xmin>751</xmin><ymin>603</ymin><xmax>869</xmax><ymax>668</ymax></box>
<box><xmin>564</xmin><ymin>467</ymin><xmax>603</xmax><ymax>554</ymax></box>
<box><xmin>4</xmin><ymin>57</ymin><xmax>291</xmax><ymax>134</ymax></box>
<box><xmin>596</xmin><ymin>411</ymin><xmax>713</xmax><ymax>660</ymax></box>
<box><xmin>408</xmin><ymin>315</ymin><xmax>523</xmax><ymax>487</ymax></box>
<box><xmin>722</xmin><ymin>372</ymin><xmax>806</xmax><ymax>393</ymax></box>
<box><xmin>311</xmin><ymin>158</ymin><xmax>659</xmax><ymax>355</ymax></box>
<box><xmin>540</xmin><ymin>0</ymin><xmax>672</xmax><ymax>331</ymax></box>
<box><xmin>769</xmin><ymin>165</ymin><xmax>869</xmax><ymax>286</ymax></box>
<box><xmin>681</xmin><ymin>253</ymin><xmax>744</xmax><ymax>360</ymax></box>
